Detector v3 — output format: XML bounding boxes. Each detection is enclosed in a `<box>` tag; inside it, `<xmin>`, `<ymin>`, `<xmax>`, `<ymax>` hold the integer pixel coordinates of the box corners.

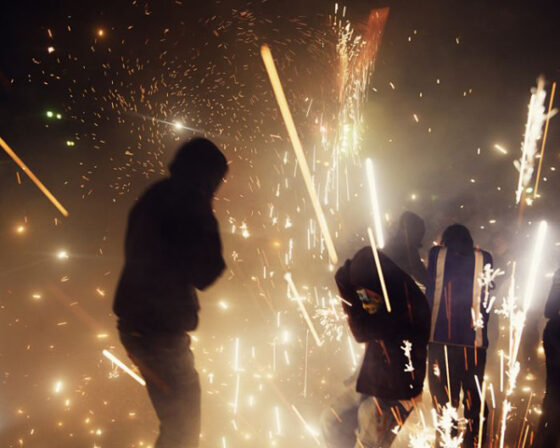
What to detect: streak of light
<box><xmin>533</xmin><ymin>81</ymin><xmax>557</xmax><ymax>197</ymax></box>
<box><xmin>444</xmin><ymin>344</ymin><xmax>451</xmax><ymax>402</ymax></box>
<box><xmin>261</xmin><ymin>44</ymin><xmax>338</xmax><ymax>265</ymax></box>
<box><xmin>102</xmin><ymin>349</ymin><xmax>146</xmax><ymax>386</ymax></box>
<box><xmin>290</xmin><ymin>405</ymin><xmax>321</xmax><ymax>445</ymax></box>
<box><xmin>367</xmin><ymin>227</ymin><xmax>391</xmax><ymax>312</ymax></box>
<box><xmin>232</xmin><ymin>373</ymin><xmax>241</xmax><ymax>415</ymax></box>
<box><xmin>493</xmin><ymin>144</ymin><xmax>508</xmax><ymax>154</ymax></box>
<box><xmin>0</xmin><ymin>137</ymin><xmax>69</xmax><ymax>217</ymax></box>
<box><xmin>366</xmin><ymin>159</ymin><xmax>385</xmax><ymax>248</ymax></box>
<box><xmin>274</xmin><ymin>406</ymin><xmax>282</xmax><ymax>435</ymax></box>
<box><xmin>284</xmin><ymin>273</ymin><xmax>323</xmax><ymax>346</ymax></box>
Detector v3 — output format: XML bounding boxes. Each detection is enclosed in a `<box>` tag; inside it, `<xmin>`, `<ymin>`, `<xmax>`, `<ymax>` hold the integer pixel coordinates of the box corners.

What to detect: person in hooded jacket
<box><xmin>383</xmin><ymin>211</ymin><xmax>428</xmax><ymax>288</ymax></box>
<box><xmin>426</xmin><ymin>224</ymin><xmax>493</xmax><ymax>448</ymax></box>
<box><xmin>321</xmin><ymin>247</ymin><xmax>430</xmax><ymax>448</ymax></box>
<box><xmin>534</xmin><ymin>268</ymin><xmax>560</xmax><ymax>448</ymax></box>
<box><xmin>113</xmin><ymin>138</ymin><xmax>228</xmax><ymax>448</ymax></box>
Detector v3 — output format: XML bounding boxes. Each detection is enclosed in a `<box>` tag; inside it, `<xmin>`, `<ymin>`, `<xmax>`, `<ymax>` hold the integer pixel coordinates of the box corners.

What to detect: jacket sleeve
<box><xmin>545</xmin><ymin>269</ymin><xmax>560</xmax><ymax>319</ymax></box>
<box><xmin>169</xmin><ymin>198</ymin><xmax>226</xmax><ymax>291</ymax></box>
<box><xmin>335</xmin><ymin>261</ymin><xmax>417</xmax><ymax>342</ymax></box>
<box><xmin>412</xmin><ymin>251</ymin><xmax>428</xmax><ymax>287</ymax></box>
<box><xmin>189</xmin><ymin>211</ymin><xmax>226</xmax><ymax>290</ymax></box>
<box><xmin>425</xmin><ymin>246</ymin><xmax>439</xmax><ymax>310</ymax></box>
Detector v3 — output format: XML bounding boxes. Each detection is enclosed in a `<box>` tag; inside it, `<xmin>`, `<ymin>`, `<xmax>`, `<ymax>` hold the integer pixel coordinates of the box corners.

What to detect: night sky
<box><xmin>0</xmin><ymin>1</ymin><xmax>559</xmax><ymax>447</ymax></box>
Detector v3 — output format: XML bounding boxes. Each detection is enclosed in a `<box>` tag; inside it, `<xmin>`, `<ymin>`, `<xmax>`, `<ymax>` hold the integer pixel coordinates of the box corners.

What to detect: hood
<box><xmin>396</xmin><ymin>211</ymin><xmax>425</xmax><ymax>248</ymax></box>
<box><xmin>441</xmin><ymin>223</ymin><xmax>474</xmax><ymax>255</ymax></box>
<box><xmin>169</xmin><ymin>137</ymin><xmax>228</xmax><ymax>195</ymax></box>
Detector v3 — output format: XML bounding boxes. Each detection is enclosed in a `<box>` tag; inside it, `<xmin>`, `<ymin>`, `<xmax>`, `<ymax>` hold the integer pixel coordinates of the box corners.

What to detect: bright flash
<box><xmin>16</xmin><ymin>225</ymin><xmax>25</xmax><ymax>234</ymax></box>
<box><xmin>173</xmin><ymin>121</ymin><xmax>184</xmax><ymax>130</ymax></box>
<box><xmin>56</xmin><ymin>250</ymin><xmax>69</xmax><ymax>260</ymax></box>
<box><xmin>97</xmin><ymin>29</ymin><xmax>105</xmax><ymax>37</ymax></box>
<box><xmin>53</xmin><ymin>380</ymin><xmax>63</xmax><ymax>394</ymax></box>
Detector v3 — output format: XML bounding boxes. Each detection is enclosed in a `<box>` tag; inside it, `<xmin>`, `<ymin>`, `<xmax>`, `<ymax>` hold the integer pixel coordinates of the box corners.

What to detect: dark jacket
<box><xmin>384</xmin><ymin>211</ymin><xmax>428</xmax><ymax>287</ymax></box>
<box><xmin>545</xmin><ymin>269</ymin><xmax>560</xmax><ymax>320</ymax></box>
<box><xmin>426</xmin><ymin>245</ymin><xmax>493</xmax><ymax>348</ymax></box>
<box><xmin>113</xmin><ymin>138</ymin><xmax>227</xmax><ymax>334</ymax></box>
<box><xmin>335</xmin><ymin>247</ymin><xmax>430</xmax><ymax>400</ymax></box>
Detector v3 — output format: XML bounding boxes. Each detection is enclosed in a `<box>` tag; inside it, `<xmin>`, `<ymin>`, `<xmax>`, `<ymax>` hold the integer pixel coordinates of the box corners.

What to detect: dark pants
<box><xmin>534</xmin><ymin>319</ymin><xmax>560</xmax><ymax>448</ymax></box>
<box><xmin>428</xmin><ymin>343</ymin><xmax>488</xmax><ymax>448</ymax></box>
<box><xmin>119</xmin><ymin>331</ymin><xmax>201</xmax><ymax>448</ymax></box>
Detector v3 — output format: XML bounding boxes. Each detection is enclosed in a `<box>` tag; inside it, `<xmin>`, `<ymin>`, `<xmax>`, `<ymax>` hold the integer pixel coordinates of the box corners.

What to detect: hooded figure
<box><xmin>384</xmin><ymin>211</ymin><xmax>428</xmax><ymax>287</ymax></box>
<box><xmin>425</xmin><ymin>223</ymin><xmax>493</xmax><ymax>448</ymax></box>
<box><xmin>534</xmin><ymin>268</ymin><xmax>560</xmax><ymax>447</ymax></box>
<box><xmin>113</xmin><ymin>138</ymin><xmax>227</xmax><ymax>448</ymax></box>
<box><xmin>321</xmin><ymin>247</ymin><xmax>430</xmax><ymax>448</ymax></box>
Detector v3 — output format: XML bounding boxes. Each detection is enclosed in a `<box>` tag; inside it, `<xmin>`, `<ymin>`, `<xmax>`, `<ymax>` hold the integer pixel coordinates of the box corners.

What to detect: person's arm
<box><xmin>424</xmin><ymin>246</ymin><xmax>439</xmax><ymax>310</ymax></box>
<box><xmin>335</xmin><ymin>262</ymin><xmax>414</xmax><ymax>342</ymax></box>
<box><xmin>411</xmin><ymin>250</ymin><xmax>428</xmax><ymax>287</ymax></box>
<box><xmin>545</xmin><ymin>269</ymin><xmax>560</xmax><ymax>319</ymax></box>
<box><xmin>189</xmin><ymin>211</ymin><xmax>226</xmax><ymax>290</ymax></box>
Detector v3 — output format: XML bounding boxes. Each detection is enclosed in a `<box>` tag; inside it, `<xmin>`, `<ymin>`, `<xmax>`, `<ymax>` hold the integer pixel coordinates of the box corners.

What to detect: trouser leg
<box><xmin>461</xmin><ymin>347</ymin><xmax>488</xmax><ymax>448</ymax></box>
<box><xmin>120</xmin><ymin>332</ymin><xmax>201</xmax><ymax>448</ymax></box>
<box><xmin>356</xmin><ymin>396</ymin><xmax>412</xmax><ymax>448</ymax></box>
<box><xmin>428</xmin><ymin>344</ymin><xmax>462</xmax><ymax>445</ymax></box>
<box><xmin>321</xmin><ymin>383</ymin><xmax>362</xmax><ymax>448</ymax></box>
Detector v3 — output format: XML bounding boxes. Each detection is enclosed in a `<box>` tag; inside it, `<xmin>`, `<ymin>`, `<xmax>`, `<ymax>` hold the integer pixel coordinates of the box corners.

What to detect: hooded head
<box><xmin>441</xmin><ymin>223</ymin><xmax>474</xmax><ymax>255</ymax></box>
<box><xmin>396</xmin><ymin>211</ymin><xmax>425</xmax><ymax>248</ymax></box>
<box><xmin>169</xmin><ymin>138</ymin><xmax>228</xmax><ymax>195</ymax></box>
<box><xmin>349</xmin><ymin>247</ymin><xmax>411</xmax><ymax>314</ymax></box>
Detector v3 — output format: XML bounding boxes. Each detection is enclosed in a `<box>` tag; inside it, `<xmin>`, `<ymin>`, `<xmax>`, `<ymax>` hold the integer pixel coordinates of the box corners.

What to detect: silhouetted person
<box><xmin>113</xmin><ymin>138</ymin><xmax>228</xmax><ymax>448</ymax></box>
<box><xmin>535</xmin><ymin>268</ymin><xmax>560</xmax><ymax>448</ymax></box>
<box><xmin>426</xmin><ymin>224</ymin><xmax>493</xmax><ymax>448</ymax></box>
<box><xmin>322</xmin><ymin>248</ymin><xmax>430</xmax><ymax>447</ymax></box>
<box><xmin>384</xmin><ymin>211</ymin><xmax>428</xmax><ymax>287</ymax></box>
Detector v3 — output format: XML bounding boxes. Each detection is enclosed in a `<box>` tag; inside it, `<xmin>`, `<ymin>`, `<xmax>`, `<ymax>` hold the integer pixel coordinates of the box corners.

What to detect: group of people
<box><xmin>112</xmin><ymin>138</ymin><xmax>560</xmax><ymax>447</ymax></box>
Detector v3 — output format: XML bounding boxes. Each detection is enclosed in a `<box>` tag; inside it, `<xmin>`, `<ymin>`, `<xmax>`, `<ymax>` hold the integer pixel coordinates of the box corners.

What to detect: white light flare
<box><xmin>261</xmin><ymin>44</ymin><xmax>338</xmax><ymax>265</ymax></box>
<box><xmin>523</xmin><ymin>220</ymin><xmax>548</xmax><ymax>312</ymax></box>
<box><xmin>366</xmin><ymin>159</ymin><xmax>385</xmax><ymax>248</ymax></box>
<box><xmin>102</xmin><ymin>349</ymin><xmax>146</xmax><ymax>386</ymax></box>
<box><xmin>367</xmin><ymin>227</ymin><xmax>391</xmax><ymax>313</ymax></box>
<box><xmin>284</xmin><ymin>273</ymin><xmax>323</xmax><ymax>346</ymax></box>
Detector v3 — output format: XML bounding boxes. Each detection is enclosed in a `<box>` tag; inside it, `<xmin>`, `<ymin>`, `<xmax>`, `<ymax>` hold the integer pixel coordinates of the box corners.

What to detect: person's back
<box><xmin>114</xmin><ymin>178</ymin><xmax>224</xmax><ymax>333</ymax></box>
<box><xmin>384</xmin><ymin>211</ymin><xmax>428</xmax><ymax>287</ymax></box>
<box><xmin>425</xmin><ymin>223</ymin><xmax>493</xmax><ymax>448</ymax></box>
<box><xmin>113</xmin><ymin>138</ymin><xmax>228</xmax><ymax>448</ymax></box>
<box><xmin>535</xmin><ymin>268</ymin><xmax>560</xmax><ymax>447</ymax></box>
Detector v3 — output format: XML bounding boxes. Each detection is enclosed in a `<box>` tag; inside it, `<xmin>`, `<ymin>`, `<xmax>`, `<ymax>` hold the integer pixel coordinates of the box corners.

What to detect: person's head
<box><xmin>169</xmin><ymin>137</ymin><xmax>228</xmax><ymax>195</ymax></box>
<box><xmin>396</xmin><ymin>211</ymin><xmax>425</xmax><ymax>248</ymax></box>
<box><xmin>349</xmin><ymin>248</ymin><xmax>409</xmax><ymax>314</ymax></box>
<box><xmin>441</xmin><ymin>223</ymin><xmax>474</xmax><ymax>255</ymax></box>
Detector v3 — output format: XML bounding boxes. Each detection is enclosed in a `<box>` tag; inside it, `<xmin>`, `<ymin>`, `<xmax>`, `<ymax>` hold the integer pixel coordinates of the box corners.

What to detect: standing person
<box><xmin>321</xmin><ymin>247</ymin><xmax>430</xmax><ymax>448</ymax></box>
<box><xmin>426</xmin><ymin>224</ymin><xmax>493</xmax><ymax>448</ymax></box>
<box><xmin>384</xmin><ymin>211</ymin><xmax>428</xmax><ymax>288</ymax></box>
<box><xmin>534</xmin><ymin>268</ymin><xmax>560</xmax><ymax>448</ymax></box>
<box><xmin>113</xmin><ymin>138</ymin><xmax>228</xmax><ymax>448</ymax></box>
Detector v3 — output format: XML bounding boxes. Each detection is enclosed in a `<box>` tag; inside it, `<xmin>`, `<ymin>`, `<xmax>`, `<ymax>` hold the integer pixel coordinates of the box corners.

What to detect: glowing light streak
<box><xmin>261</xmin><ymin>44</ymin><xmax>338</xmax><ymax>264</ymax></box>
<box><xmin>290</xmin><ymin>404</ymin><xmax>321</xmax><ymax>445</ymax></box>
<box><xmin>367</xmin><ymin>227</ymin><xmax>391</xmax><ymax>312</ymax></box>
<box><xmin>366</xmin><ymin>159</ymin><xmax>385</xmax><ymax>248</ymax></box>
<box><xmin>514</xmin><ymin>78</ymin><xmax>556</xmax><ymax>204</ymax></box>
<box><xmin>284</xmin><ymin>273</ymin><xmax>323</xmax><ymax>346</ymax></box>
<box><xmin>534</xmin><ymin>81</ymin><xmax>557</xmax><ymax>197</ymax></box>
<box><xmin>0</xmin><ymin>137</ymin><xmax>69</xmax><ymax>217</ymax></box>
<box><xmin>102</xmin><ymin>350</ymin><xmax>146</xmax><ymax>386</ymax></box>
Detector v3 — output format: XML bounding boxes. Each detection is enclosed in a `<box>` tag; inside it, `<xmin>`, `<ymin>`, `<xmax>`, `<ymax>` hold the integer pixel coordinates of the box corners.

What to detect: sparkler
<box><xmin>367</xmin><ymin>227</ymin><xmax>392</xmax><ymax>312</ymax></box>
<box><xmin>261</xmin><ymin>44</ymin><xmax>338</xmax><ymax>265</ymax></box>
<box><xmin>102</xmin><ymin>350</ymin><xmax>146</xmax><ymax>386</ymax></box>
<box><xmin>284</xmin><ymin>273</ymin><xmax>323</xmax><ymax>346</ymax></box>
<box><xmin>533</xmin><ymin>81</ymin><xmax>557</xmax><ymax>197</ymax></box>
<box><xmin>0</xmin><ymin>137</ymin><xmax>69</xmax><ymax>217</ymax></box>
<box><xmin>366</xmin><ymin>159</ymin><xmax>385</xmax><ymax>249</ymax></box>
<box><xmin>514</xmin><ymin>78</ymin><xmax>556</xmax><ymax>205</ymax></box>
